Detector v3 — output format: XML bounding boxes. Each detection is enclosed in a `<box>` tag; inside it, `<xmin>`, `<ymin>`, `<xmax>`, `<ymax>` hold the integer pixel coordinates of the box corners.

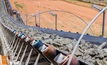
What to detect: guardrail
<box><xmin>25</xmin><ymin>10</ymin><xmax>95</xmax><ymax>36</ymax></box>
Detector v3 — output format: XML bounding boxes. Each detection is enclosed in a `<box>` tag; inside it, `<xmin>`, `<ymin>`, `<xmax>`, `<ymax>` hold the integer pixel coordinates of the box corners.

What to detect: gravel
<box><xmin>3</xmin><ymin>20</ymin><xmax>107</xmax><ymax>65</ymax></box>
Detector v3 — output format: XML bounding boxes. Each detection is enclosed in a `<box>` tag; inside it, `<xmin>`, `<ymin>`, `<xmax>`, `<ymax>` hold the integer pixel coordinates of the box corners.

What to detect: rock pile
<box><xmin>4</xmin><ymin>21</ymin><xmax>107</xmax><ymax>65</ymax></box>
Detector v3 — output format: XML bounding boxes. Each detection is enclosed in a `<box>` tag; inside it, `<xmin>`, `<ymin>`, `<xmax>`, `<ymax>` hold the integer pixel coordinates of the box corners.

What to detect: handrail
<box><xmin>67</xmin><ymin>6</ymin><xmax>107</xmax><ymax>65</ymax></box>
<box><xmin>23</xmin><ymin>15</ymin><xmax>52</xmax><ymax>29</ymax></box>
<box><xmin>38</xmin><ymin>16</ymin><xmax>52</xmax><ymax>29</ymax></box>
<box><xmin>25</xmin><ymin>10</ymin><xmax>95</xmax><ymax>36</ymax></box>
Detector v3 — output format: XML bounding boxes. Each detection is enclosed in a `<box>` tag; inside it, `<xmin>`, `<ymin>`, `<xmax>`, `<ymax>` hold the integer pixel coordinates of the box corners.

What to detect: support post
<box><xmin>34</xmin><ymin>53</ymin><xmax>40</xmax><ymax>65</ymax></box>
<box><xmin>35</xmin><ymin>15</ymin><xmax>36</xmax><ymax>27</ymax></box>
<box><xmin>39</xmin><ymin>11</ymin><xmax>40</xmax><ymax>27</ymax></box>
<box><xmin>102</xmin><ymin>10</ymin><xmax>106</xmax><ymax>36</ymax></box>
<box><xmin>26</xmin><ymin>15</ymin><xmax>28</xmax><ymax>25</ymax></box>
<box><xmin>55</xmin><ymin>14</ymin><xmax>57</xmax><ymax>30</ymax></box>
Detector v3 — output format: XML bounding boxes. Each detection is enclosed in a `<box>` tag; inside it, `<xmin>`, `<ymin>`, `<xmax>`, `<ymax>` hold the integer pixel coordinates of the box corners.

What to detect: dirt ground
<box><xmin>10</xmin><ymin>0</ymin><xmax>107</xmax><ymax>37</ymax></box>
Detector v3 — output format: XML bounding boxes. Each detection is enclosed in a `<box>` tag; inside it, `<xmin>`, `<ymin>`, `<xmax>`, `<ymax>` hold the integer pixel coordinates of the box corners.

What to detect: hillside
<box><xmin>10</xmin><ymin>0</ymin><xmax>107</xmax><ymax>37</ymax></box>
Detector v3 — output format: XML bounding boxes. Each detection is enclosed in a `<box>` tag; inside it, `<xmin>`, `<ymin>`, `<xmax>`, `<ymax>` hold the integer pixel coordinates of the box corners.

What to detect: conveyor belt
<box><xmin>1</xmin><ymin>0</ymin><xmax>107</xmax><ymax>65</ymax></box>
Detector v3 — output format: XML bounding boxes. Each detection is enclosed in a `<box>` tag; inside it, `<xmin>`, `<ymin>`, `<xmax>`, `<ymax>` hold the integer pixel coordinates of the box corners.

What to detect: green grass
<box><xmin>14</xmin><ymin>1</ymin><xmax>25</xmax><ymax>10</ymax></box>
<box><xmin>62</xmin><ymin>25</ymin><xmax>64</xmax><ymax>27</ymax></box>
<box><xmin>62</xmin><ymin>0</ymin><xmax>105</xmax><ymax>8</ymax></box>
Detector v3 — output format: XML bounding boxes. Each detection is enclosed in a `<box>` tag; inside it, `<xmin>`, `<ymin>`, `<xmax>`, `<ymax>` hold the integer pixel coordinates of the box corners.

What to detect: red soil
<box><xmin>10</xmin><ymin>0</ymin><xmax>107</xmax><ymax>37</ymax></box>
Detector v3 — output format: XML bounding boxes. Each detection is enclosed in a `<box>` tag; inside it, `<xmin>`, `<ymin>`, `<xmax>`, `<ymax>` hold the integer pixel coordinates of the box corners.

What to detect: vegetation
<box><xmin>62</xmin><ymin>0</ymin><xmax>107</xmax><ymax>7</ymax></box>
<box><xmin>14</xmin><ymin>1</ymin><xmax>25</xmax><ymax>10</ymax></box>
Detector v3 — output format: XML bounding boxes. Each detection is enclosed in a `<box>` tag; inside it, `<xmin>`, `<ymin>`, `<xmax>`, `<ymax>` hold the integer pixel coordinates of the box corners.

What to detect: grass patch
<box><xmin>62</xmin><ymin>0</ymin><xmax>105</xmax><ymax>8</ymax></box>
<box><xmin>62</xmin><ymin>25</ymin><xmax>64</xmax><ymax>27</ymax></box>
<box><xmin>37</xmin><ymin>6</ymin><xmax>39</xmax><ymax>7</ymax></box>
<box><xmin>14</xmin><ymin>1</ymin><xmax>25</xmax><ymax>10</ymax></box>
<box><xmin>62</xmin><ymin>0</ymin><xmax>92</xmax><ymax>8</ymax></box>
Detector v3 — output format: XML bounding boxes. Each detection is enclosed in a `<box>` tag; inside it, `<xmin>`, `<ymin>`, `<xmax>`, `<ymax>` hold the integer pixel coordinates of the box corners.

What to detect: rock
<box><xmin>66</xmin><ymin>43</ymin><xmax>73</xmax><ymax>50</ymax></box>
<box><xmin>50</xmin><ymin>34</ymin><xmax>55</xmax><ymax>39</ymax></box>
<box><xmin>93</xmin><ymin>45</ymin><xmax>98</xmax><ymax>49</ymax></box>
<box><xmin>43</xmin><ymin>39</ymin><xmax>53</xmax><ymax>44</ymax></box>
<box><xmin>54</xmin><ymin>39</ymin><xmax>63</xmax><ymax>43</ymax></box>
<box><xmin>29</xmin><ymin>32</ymin><xmax>35</xmax><ymax>36</ymax></box>
<box><xmin>59</xmin><ymin>47</ymin><xmax>64</xmax><ymax>50</ymax></box>
<box><xmin>104</xmin><ymin>61</ymin><xmax>107</xmax><ymax>65</ymax></box>
<box><xmin>28</xmin><ymin>28</ymin><xmax>34</xmax><ymax>32</ymax></box>
<box><xmin>63</xmin><ymin>46</ymin><xmax>68</xmax><ymax>51</ymax></box>
<box><xmin>73</xmin><ymin>39</ymin><xmax>77</xmax><ymax>42</ymax></box>
<box><xmin>34</xmin><ymin>37</ymin><xmax>42</xmax><ymax>40</ymax></box>
<box><xmin>41</xmin><ymin>33</ymin><xmax>46</xmax><ymax>36</ymax></box>
<box><xmin>79</xmin><ymin>45</ymin><xmax>88</xmax><ymax>51</ymax></box>
<box><xmin>98</xmin><ymin>42</ymin><xmax>107</xmax><ymax>49</ymax></box>
<box><xmin>104</xmin><ymin>58</ymin><xmax>107</xmax><ymax>61</ymax></box>
<box><xmin>95</xmin><ymin>60</ymin><xmax>107</xmax><ymax>65</ymax></box>
<box><xmin>34</xmin><ymin>34</ymin><xmax>41</xmax><ymax>36</ymax></box>
<box><xmin>103</xmin><ymin>49</ymin><xmax>107</xmax><ymax>53</ymax></box>
<box><xmin>59</xmin><ymin>38</ymin><xmax>71</xmax><ymax>45</ymax></box>
<box><xmin>87</xmin><ymin>48</ymin><xmax>98</xmax><ymax>57</ymax></box>
<box><xmin>86</xmin><ymin>58</ymin><xmax>95</xmax><ymax>64</ymax></box>
<box><xmin>42</xmin><ymin>36</ymin><xmax>50</xmax><ymax>40</ymax></box>
<box><xmin>55</xmin><ymin>35</ymin><xmax>60</xmax><ymax>39</ymax></box>
<box><xmin>80</xmin><ymin>39</ymin><xmax>85</xmax><ymax>45</ymax></box>
<box><xmin>75</xmin><ymin>50</ymin><xmax>83</xmax><ymax>56</ymax></box>
<box><xmin>21</xmin><ymin>28</ymin><xmax>26</xmax><ymax>31</ymax></box>
<box><xmin>72</xmin><ymin>41</ymin><xmax>77</xmax><ymax>46</ymax></box>
<box><xmin>25</xmin><ymin>31</ymin><xmax>29</xmax><ymax>34</ymax></box>
<box><xmin>95</xmin><ymin>55</ymin><xmax>104</xmax><ymax>60</ymax></box>
<box><xmin>78</xmin><ymin>48</ymin><xmax>84</xmax><ymax>53</ymax></box>
<box><xmin>52</xmin><ymin>42</ymin><xmax>63</xmax><ymax>47</ymax></box>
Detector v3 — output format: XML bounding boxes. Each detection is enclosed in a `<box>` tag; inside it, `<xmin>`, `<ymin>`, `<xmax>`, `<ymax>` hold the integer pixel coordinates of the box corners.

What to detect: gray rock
<box><xmin>43</xmin><ymin>39</ymin><xmax>53</xmax><ymax>44</ymax></box>
<box><xmin>34</xmin><ymin>37</ymin><xmax>42</xmax><ymax>40</ymax></box>
<box><xmin>94</xmin><ymin>60</ymin><xmax>107</xmax><ymax>65</ymax></box>
<box><xmin>72</xmin><ymin>41</ymin><xmax>77</xmax><ymax>46</ymax></box>
<box><xmin>104</xmin><ymin>58</ymin><xmax>107</xmax><ymax>61</ymax></box>
<box><xmin>54</xmin><ymin>39</ymin><xmax>63</xmax><ymax>43</ymax></box>
<box><xmin>29</xmin><ymin>32</ymin><xmax>35</xmax><ymax>36</ymax></box>
<box><xmin>80</xmin><ymin>39</ymin><xmax>85</xmax><ymax>45</ymax></box>
<box><xmin>73</xmin><ymin>39</ymin><xmax>77</xmax><ymax>42</ymax></box>
<box><xmin>55</xmin><ymin>35</ymin><xmax>60</xmax><ymax>39</ymax></box>
<box><xmin>98</xmin><ymin>42</ymin><xmax>107</xmax><ymax>50</ymax></box>
<box><xmin>50</xmin><ymin>34</ymin><xmax>55</xmax><ymax>39</ymax></box>
<box><xmin>87</xmin><ymin>48</ymin><xmax>98</xmax><ymax>56</ymax></box>
<box><xmin>25</xmin><ymin>31</ymin><xmax>29</xmax><ymax>34</ymax></box>
<box><xmin>63</xmin><ymin>46</ymin><xmax>68</xmax><ymax>51</ymax></box>
<box><xmin>66</xmin><ymin>43</ymin><xmax>73</xmax><ymax>50</ymax></box>
<box><xmin>78</xmin><ymin>48</ymin><xmax>84</xmax><ymax>53</ymax></box>
<box><xmin>75</xmin><ymin>50</ymin><xmax>83</xmax><ymax>56</ymax></box>
<box><xmin>93</xmin><ymin>45</ymin><xmax>98</xmax><ymax>49</ymax></box>
<box><xmin>95</xmin><ymin>55</ymin><xmax>104</xmax><ymax>60</ymax></box>
<box><xmin>103</xmin><ymin>49</ymin><xmax>107</xmax><ymax>53</ymax></box>
<box><xmin>28</xmin><ymin>28</ymin><xmax>34</xmax><ymax>32</ymax></box>
<box><xmin>59</xmin><ymin>38</ymin><xmax>71</xmax><ymax>45</ymax></box>
<box><xmin>53</xmin><ymin>42</ymin><xmax>63</xmax><ymax>47</ymax></box>
<box><xmin>86</xmin><ymin>58</ymin><xmax>95</xmax><ymax>64</ymax></box>
<box><xmin>79</xmin><ymin>45</ymin><xmax>88</xmax><ymax>51</ymax></box>
<box><xmin>42</xmin><ymin>36</ymin><xmax>50</xmax><ymax>40</ymax></box>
